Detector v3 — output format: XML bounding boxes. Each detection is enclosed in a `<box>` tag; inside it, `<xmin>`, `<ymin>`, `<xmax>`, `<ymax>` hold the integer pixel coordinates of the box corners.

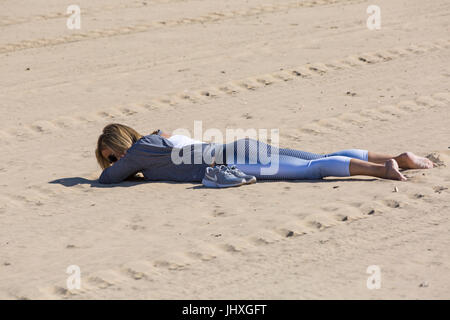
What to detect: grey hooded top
<box><xmin>98</xmin><ymin>130</ymin><xmax>223</xmax><ymax>184</ymax></box>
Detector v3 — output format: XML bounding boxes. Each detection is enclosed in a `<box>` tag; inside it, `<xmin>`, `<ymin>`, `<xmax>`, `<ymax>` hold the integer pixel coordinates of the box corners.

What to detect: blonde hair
<box><xmin>95</xmin><ymin>123</ymin><xmax>148</xmax><ymax>169</ymax></box>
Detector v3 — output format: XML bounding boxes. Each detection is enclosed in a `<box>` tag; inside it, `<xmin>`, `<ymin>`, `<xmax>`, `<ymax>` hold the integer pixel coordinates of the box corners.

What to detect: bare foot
<box><xmin>385</xmin><ymin>159</ymin><xmax>407</xmax><ymax>181</ymax></box>
<box><xmin>398</xmin><ymin>152</ymin><xmax>435</xmax><ymax>169</ymax></box>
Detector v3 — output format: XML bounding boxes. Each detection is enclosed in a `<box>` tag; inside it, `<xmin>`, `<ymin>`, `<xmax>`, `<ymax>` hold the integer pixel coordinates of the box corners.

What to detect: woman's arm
<box><xmin>98</xmin><ymin>132</ymin><xmax>173</xmax><ymax>184</ymax></box>
<box><xmin>98</xmin><ymin>153</ymin><xmax>142</xmax><ymax>184</ymax></box>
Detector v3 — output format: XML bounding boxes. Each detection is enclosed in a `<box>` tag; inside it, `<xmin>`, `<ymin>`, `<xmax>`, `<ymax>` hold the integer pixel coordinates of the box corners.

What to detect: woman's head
<box><xmin>95</xmin><ymin>123</ymin><xmax>143</xmax><ymax>169</ymax></box>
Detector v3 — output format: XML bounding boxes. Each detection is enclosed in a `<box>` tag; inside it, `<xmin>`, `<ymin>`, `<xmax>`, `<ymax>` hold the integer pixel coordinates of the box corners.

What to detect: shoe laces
<box><xmin>217</xmin><ymin>165</ymin><xmax>235</xmax><ymax>177</ymax></box>
<box><xmin>219</xmin><ymin>164</ymin><xmax>238</xmax><ymax>171</ymax></box>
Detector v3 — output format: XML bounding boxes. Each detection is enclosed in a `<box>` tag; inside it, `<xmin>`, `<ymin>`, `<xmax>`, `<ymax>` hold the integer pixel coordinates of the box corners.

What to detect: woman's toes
<box><xmin>420</xmin><ymin>157</ymin><xmax>434</xmax><ymax>169</ymax></box>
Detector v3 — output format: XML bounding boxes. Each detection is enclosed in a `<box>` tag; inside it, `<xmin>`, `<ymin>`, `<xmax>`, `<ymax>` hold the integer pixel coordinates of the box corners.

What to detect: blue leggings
<box><xmin>221</xmin><ymin>138</ymin><xmax>368</xmax><ymax>180</ymax></box>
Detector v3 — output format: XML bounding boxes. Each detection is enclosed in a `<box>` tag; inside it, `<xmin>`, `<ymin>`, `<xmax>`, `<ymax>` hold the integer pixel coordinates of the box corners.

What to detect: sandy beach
<box><xmin>0</xmin><ymin>0</ymin><xmax>449</xmax><ymax>299</ymax></box>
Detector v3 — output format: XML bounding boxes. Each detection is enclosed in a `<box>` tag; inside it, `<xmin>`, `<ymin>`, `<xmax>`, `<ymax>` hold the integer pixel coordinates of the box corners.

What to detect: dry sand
<box><xmin>0</xmin><ymin>0</ymin><xmax>449</xmax><ymax>299</ymax></box>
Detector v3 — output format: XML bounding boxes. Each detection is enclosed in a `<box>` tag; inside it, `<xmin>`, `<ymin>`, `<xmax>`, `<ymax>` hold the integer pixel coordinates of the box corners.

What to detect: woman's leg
<box><xmin>231</xmin><ymin>155</ymin><xmax>350</xmax><ymax>180</ymax></box>
<box><xmin>277</xmin><ymin>148</ymin><xmax>407</xmax><ymax>180</ymax></box>
<box><xmin>367</xmin><ymin>152</ymin><xmax>434</xmax><ymax>169</ymax></box>
<box><xmin>265</xmin><ymin>145</ymin><xmax>369</xmax><ymax>162</ymax></box>
<box><xmin>325</xmin><ymin>149</ymin><xmax>368</xmax><ymax>161</ymax></box>
<box><xmin>231</xmin><ymin>154</ymin><xmax>407</xmax><ymax>181</ymax></box>
<box><xmin>349</xmin><ymin>158</ymin><xmax>407</xmax><ymax>181</ymax></box>
<box><xmin>286</xmin><ymin>147</ymin><xmax>434</xmax><ymax>170</ymax></box>
<box><xmin>224</xmin><ymin>139</ymin><xmax>426</xmax><ymax>180</ymax></box>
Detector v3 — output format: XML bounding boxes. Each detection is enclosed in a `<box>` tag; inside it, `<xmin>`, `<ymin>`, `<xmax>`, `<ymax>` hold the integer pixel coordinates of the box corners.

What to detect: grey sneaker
<box><xmin>224</xmin><ymin>165</ymin><xmax>257</xmax><ymax>184</ymax></box>
<box><xmin>202</xmin><ymin>166</ymin><xmax>246</xmax><ymax>188</ymax></box>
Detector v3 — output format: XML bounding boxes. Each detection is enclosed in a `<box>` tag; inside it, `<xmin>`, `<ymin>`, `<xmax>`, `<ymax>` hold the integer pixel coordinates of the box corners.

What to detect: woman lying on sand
<box><xmin>95</xmin><ymin>123</ymin><xmax>435</xmax><ymax>187</ymax></box>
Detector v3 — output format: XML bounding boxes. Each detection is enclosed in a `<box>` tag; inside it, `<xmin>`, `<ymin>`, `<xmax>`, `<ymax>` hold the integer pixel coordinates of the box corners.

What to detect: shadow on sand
<box><xmin>187</xmin><ymin>177</ymin><xmax>378</xmax><ymax>189</ymax></box>
<box><xmin>49</xmin><ymin>176</ymin><xmax>377</xmax><ymax>189</ymax></box>
<box><xmin>48</xmin><ymin>176</ymin><xmax>197</xmax><ymax>188</ymax></box>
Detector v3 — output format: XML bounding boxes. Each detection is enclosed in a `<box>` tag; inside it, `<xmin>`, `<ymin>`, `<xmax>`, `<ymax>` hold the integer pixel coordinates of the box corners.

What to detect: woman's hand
<box><xmin>160</xmin><ymin>131</ymin><xmax>171</xmax><ymax>139</ymax></box>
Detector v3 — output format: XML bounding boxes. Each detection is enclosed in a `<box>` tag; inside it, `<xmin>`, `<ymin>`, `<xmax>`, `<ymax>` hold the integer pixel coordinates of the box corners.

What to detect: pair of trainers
<box><xmin>202</xmin><ymin>165</ymin><xmax>256</xmax><ymax>188</ymax></box>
